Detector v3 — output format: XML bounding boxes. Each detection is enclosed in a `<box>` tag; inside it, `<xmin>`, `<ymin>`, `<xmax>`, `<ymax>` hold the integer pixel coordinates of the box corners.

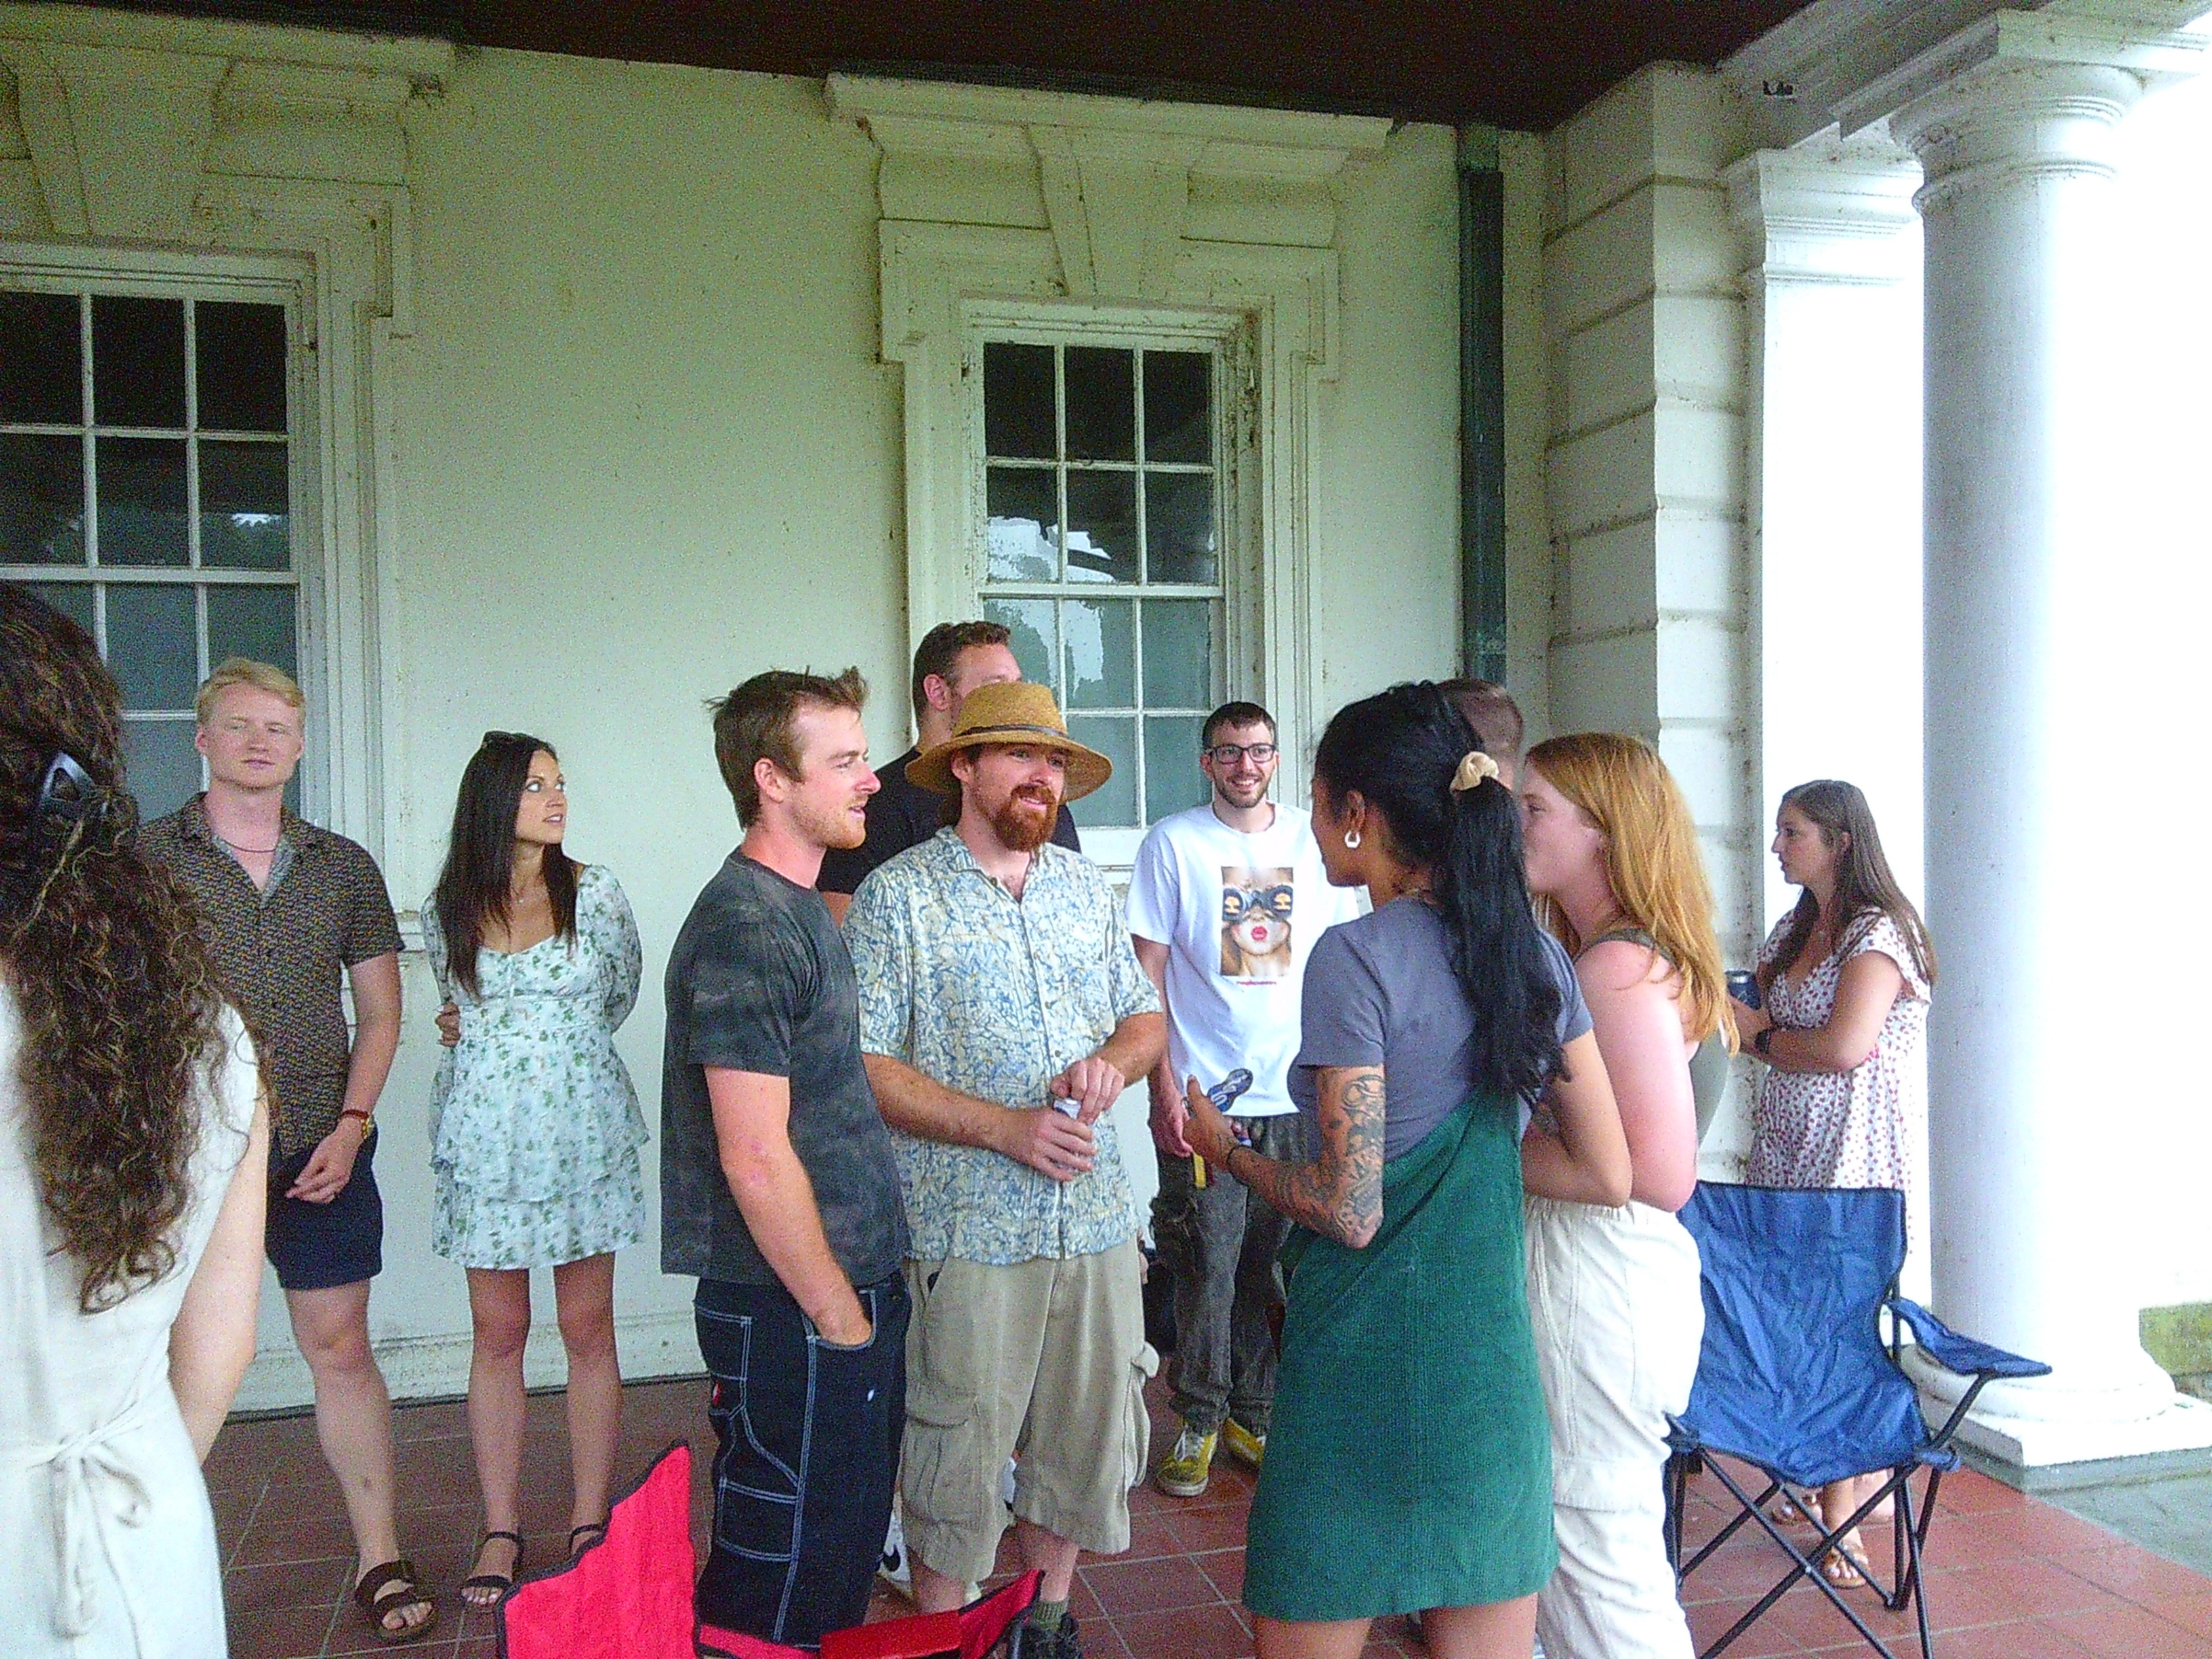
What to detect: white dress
<box><xmin>0</xmin><ymin>989</ymin><xmax>259</xmax><ymax>1659</ymax></box>
<box><xmin>1746</xmin><ymin>912</ymin><xmax>1931</xmax><ymax>1242</ymax></box>
<box><xmin>421</xmin><ymin>864</ymin><xmax>647</xmax><ymax>1270</ymax></box>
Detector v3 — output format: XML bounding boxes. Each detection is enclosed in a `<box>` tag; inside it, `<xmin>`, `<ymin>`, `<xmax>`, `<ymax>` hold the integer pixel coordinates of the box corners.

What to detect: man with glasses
<box><xmin>1126</xmin><ymin>701</ymin><xmax>1361</xmax><ymax>1498</ymax></box>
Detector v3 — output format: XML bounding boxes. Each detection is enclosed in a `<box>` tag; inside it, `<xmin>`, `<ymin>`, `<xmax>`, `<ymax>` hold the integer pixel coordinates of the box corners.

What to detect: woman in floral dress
<box><xmin>422</xmin><ymin>733</ymin><xmax>647</xmax><ymax>1604</ymax></box>
<box><xmin>1729</xmin><ymin>778</ymin><xmax>1935</xmax><ymax>1590</ymax></box>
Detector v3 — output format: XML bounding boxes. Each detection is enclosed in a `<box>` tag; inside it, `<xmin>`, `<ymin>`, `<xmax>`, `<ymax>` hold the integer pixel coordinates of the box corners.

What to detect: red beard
<box><xmin>991</xmin><ymin>787</ymin><xmax>1061</xmax><ymax>853</ymax></box>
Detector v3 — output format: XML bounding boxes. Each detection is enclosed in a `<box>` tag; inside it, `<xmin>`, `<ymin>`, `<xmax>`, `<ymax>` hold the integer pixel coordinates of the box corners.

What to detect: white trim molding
<box><xmin>1722</xmin><ymin>0</ymin><xmax>2209</xmax><ymax>150</ymax></box>
<box><xmin>0</xmin><ymin>3</ymin><xmax>451</xmax><ymax>862</ymax></box>
<box><xmin>827</xmin><ymin>73</ymin><xmax>1391</xmax><ymax>803</ymax></box>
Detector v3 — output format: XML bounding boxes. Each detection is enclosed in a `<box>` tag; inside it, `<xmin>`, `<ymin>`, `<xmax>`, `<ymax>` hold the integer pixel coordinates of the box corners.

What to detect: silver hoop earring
<box><xmin>1343</xmin><ymin>829</ymin><xmax>1361</xmax><ymax>851</ymax></box>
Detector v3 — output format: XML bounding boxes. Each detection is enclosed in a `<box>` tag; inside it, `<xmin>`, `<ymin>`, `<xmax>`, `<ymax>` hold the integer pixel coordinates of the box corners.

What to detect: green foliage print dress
<box><xmin>422</xmin><ymin>864</ymin><xmax>649</xmax><ymax>1269</ymax></box>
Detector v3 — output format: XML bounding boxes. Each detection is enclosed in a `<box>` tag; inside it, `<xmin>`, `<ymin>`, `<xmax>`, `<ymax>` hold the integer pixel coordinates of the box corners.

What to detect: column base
<box><xmin>1902</xmin><ymin>1347</ymin><xmax>2212</xmax><ymax>1491</ymax></box>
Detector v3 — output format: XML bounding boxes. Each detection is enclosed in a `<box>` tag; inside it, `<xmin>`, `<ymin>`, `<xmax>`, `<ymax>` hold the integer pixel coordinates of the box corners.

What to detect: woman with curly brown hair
<box><xmin>0</xmin><ymin>583</ymin><xmax>270</xmax><ymax>1658</ymax></box>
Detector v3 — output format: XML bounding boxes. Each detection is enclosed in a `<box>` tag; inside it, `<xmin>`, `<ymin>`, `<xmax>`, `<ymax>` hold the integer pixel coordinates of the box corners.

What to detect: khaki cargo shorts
<box><xmin>899</xmin><ymin>1236</ymin><xmax>1158</xmax><ymax>1584</ymax></box>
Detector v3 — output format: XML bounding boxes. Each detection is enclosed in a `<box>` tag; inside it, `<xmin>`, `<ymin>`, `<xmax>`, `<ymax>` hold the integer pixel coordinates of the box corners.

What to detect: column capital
<box><xmin>1723</xmin><ymin>129</ymin><xmax>1922</xmax><ymax>283</ymax></box>
<box><xmin>1853</xmin><ymin>9</ymin><xmax>2206</xmax><ymax>204</ymax></box>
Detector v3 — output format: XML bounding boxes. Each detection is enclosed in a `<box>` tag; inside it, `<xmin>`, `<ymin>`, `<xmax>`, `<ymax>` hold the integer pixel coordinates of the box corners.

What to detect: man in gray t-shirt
<box><xmin>660</xmin><ymin>667</ymin><xmax>909</xmax><ymax>1649</ymax></box>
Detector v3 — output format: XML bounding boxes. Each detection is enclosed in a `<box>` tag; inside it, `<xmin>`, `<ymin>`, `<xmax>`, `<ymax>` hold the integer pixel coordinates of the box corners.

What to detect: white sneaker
<box><xmin>878</xmin><ymin>1502</ymin><xmax>911</xmax><ymax>1591</ymax></box>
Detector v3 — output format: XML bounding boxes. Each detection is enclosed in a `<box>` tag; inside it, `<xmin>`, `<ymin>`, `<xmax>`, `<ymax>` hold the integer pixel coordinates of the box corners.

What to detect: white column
<box><xmin>1894</xmin><ymin>35</ymin><xmax>2212</xmax><ymax>1473</ymax></box>
<box><xmin>1723</xmin><ymin>138</ymin><xmax>1927</xmax><ymax>1272</ymax></box>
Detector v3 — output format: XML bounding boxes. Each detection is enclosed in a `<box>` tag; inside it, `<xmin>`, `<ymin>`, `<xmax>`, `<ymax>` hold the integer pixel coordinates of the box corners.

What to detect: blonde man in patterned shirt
<box><xmin>845</xmin><ymin>682</ymin><xmax>1164</xmax><ymax>1659</ymax></box>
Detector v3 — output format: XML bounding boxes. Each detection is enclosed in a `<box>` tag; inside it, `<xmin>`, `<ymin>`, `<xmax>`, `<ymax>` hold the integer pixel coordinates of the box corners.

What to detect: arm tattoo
<box><xmin>1238</xmin><ymin>1066</ymin><xmax>1385</xmax><ymax>1246</ymax></box>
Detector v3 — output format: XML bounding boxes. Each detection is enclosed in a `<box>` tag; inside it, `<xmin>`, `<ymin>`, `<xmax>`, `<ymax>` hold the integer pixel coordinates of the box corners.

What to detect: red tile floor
<box><xmin>207</xmin><ymin>1376</ymin><xmax>2212</xmax><ymax>1659</ymax></box>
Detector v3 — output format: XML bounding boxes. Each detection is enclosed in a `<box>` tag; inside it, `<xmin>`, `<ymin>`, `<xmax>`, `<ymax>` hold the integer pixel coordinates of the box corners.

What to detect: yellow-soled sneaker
<box><xmin>1156</xmin><ymin>1422</ymin><xmax>1218</xmax><ymax>1498</ymax></box>
<box><xmin>1221</xmin><ymin>1417</ymin><xmax>1266</xmax><ymax>1470</ymax></box>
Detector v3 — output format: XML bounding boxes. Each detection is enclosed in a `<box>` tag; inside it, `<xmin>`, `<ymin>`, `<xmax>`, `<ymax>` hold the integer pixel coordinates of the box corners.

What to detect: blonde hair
<box><xmin>1524</xmin><ymin>732</ymin><xmax>1733</xmax><ymax>1049</ymax></box>
<box><xmin>194</xmin><ymin>658</ymin><xmax>304</xmax><ymax>726</ymax></box>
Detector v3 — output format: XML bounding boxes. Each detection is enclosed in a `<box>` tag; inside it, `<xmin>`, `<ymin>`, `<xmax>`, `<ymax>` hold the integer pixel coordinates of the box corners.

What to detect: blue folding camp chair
<box><xmin>1665</xmin><ymin>1183</ymin><xmax>2050</xmax><ymax>1659</ymax></box>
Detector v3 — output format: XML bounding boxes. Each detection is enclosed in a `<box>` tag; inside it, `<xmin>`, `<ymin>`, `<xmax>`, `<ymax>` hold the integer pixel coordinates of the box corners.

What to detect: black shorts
<box><xmin>266</xmin><ymin>1126</ymin><xmax>385</xmax><ymax>1292</ymax></box>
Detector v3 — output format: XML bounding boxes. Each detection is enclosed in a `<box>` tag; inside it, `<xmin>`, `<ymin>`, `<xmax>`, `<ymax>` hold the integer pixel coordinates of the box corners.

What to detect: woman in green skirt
<box><xmin>1185</xmin><ymin>682</ymin><xmax>1632</xmax><ymax>1659</ymax></box>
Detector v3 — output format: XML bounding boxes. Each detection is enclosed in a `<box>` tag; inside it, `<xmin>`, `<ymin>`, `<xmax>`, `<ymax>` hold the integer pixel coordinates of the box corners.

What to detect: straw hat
<box><xmin>905</xmin><ymin>681</ymin><xmax>1115</xmax><ymax>802</ymax></box>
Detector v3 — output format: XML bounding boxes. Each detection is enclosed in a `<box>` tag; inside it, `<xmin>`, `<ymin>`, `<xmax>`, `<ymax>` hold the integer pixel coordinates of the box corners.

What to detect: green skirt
<box><xmin>1242</xmin><ymin>1092</ymin><xmax>1556</xmax><ymax>1622</ymax></box>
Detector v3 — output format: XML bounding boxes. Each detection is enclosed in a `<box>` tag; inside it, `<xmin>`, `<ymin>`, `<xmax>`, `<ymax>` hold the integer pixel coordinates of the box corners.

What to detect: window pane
<box><xmin>1143</xmin><ymin>351</ymin><xmax>1212</xmax><ymax>464</ymax></box>
<box><xmin>1144</xmin><ymin>715</ymin><xmax>1210</xmax><ymax>821</ymax></box>
<box><xmin>195</xmin><ymin>302</ymin><xmax>288</xmax><ymax>433</ymax></box>
<box><xmin>981</xmin><ymin>597</ymin><xmax>1055</xmax><ymax>689</ymax></box>
<box><xmin>1142</xmin><ymin>601</ymin><xmax>1215</xmax><ymax>710</ymax></box>
<box><xmin>207</xmin><ymin>585</ymin><xmax>297</xmax><ymax>678</ymax></box>
<box><xmin>1064</xmin><ymin>470</ymin><xmax>1138</xmax><ymax>584</ymax></box>
<box><xmin>1</xmin><ymin>434</ymin><xmax>86</xmax><ymax>563</ymax></box>
<box><xmin>121</xmin><ymin>719</ymin><xmax>203</xmax><ymax>822</ymax></box>
<box><xmin>95</xmin><ymin>436</ymin><xmax>188</xmax><ymax>566</ymax></box>
<box><xmin>106</xmin><ymin>582</ymin><xmax>199</xmax><ymax>708</ymax></box>
<box><xmin>1065</xmin><ymin>347</ymin><xmax>1134</xmax><ymax>462</ymax></box>
<box><xmin>985</xmin><ymin>466</ymin><xmax>1058</xmax><ymax>581</ymax></box>
<box><xmin>1062</xmin><ymin>598</ymin><xmax>1133</xmax><ymax>710</ymax></box>
<box><xmin>1</xmin><ymin>291</ymin><xmax>83</xmax><ymax>424</ymax></box>
<box><xmin>1146</xmin><ymin>472</ymin><xmax>1217</xmax><ymax>585</ymax></box>
<box><xmin>30</xmin><ymin>581</ymin><xmax>96</xmax><ymax>640</ymax></box>
<box><xmin>91</xmin><ymin>296</ymin><xmax>186</xmax><ymax>429</ymax></box>
<box><xmin>1067</xmin><ymin>714</ymin><xmax>1136</xmax><ymax>827</ymax></box>
<box><xmin>200</xmin><ymin>441</ymin><xmax>291</xmax><ymax>569</ymax></box>
<box><xmin>983</xmin><ymin>342</ymin><xmax>1055</xmax><ymax>459</ymax></box>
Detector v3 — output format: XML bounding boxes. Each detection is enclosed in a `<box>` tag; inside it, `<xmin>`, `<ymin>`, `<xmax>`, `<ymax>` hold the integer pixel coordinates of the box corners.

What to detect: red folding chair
<box><xmin>499</xmin><ymin>1442</ymin><xmax>1040</xmax><ymax>1659</ymax></box>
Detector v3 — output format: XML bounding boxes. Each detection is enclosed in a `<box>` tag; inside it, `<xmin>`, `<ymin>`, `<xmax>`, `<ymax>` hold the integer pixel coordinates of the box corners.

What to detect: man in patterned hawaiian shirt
<box><xmin>844</xmin><ymin>682</ymin><xmax>1164</xmax><ymax>1659</ymax></box>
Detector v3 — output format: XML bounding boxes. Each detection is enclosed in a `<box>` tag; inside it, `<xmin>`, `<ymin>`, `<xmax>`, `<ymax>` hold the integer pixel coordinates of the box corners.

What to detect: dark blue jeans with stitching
<box><xmin>693</xmin><ymin>1272</ymin><xmax>908</xmax><ymax>1647</ymax></box>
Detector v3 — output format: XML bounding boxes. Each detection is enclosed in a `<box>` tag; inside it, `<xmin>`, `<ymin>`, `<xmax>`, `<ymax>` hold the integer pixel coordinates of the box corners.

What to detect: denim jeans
<box><xmin>693</xmin><ymin>1273</ymin><xmax>908</xmax><ymax>1647</ymax></box>
<box><xmin>1152</xmin><ymin>1111</ymin><xmax>1312</xmax><ymax>1435</ymax></box>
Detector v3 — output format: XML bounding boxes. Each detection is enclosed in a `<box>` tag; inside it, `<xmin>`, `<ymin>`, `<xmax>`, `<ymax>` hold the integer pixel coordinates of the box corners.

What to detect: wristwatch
<box><xmin>1753</xmin><ymin>1027</ymin><xmax>1775</xmax><ymax>1057</ymax></box>
<box><xmin>340</xmin><ymin>1107</ymin><xmax>375</xmax><ymax>1135</ymax></box>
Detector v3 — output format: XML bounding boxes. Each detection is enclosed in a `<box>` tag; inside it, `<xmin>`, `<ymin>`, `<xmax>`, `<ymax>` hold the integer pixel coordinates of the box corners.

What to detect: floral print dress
<box><xmin>422</xmin><ymin>863</ymin><xmax>648</xmax><ymax>1269</ymax></box>
<box><xmin>1746</xmin><ymin>912</ymin><xmax>1930</xmax><ymax>1244</ymax></box>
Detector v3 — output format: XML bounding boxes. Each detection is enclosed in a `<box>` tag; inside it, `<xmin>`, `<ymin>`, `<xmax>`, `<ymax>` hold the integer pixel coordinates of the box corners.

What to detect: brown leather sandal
<box><xmin>460</xmin><ymin>1530</ymin><xmax>526</xmax><ymax>1606</ymax></box>
<box><xmin>354</xmin><ymin>1559</ymin><xmax>438</xmax><ymax>1644</ymax></box>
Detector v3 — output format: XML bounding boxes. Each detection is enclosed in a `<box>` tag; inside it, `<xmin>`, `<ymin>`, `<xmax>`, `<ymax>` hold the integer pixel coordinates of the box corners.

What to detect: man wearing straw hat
<box><xmin>844</xmin><ymin>682</ymin><xmax>1164</xmax><ymax>1659</ymax></box>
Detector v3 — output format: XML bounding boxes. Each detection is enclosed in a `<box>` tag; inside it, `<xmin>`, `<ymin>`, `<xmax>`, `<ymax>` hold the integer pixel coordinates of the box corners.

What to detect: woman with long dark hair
<box><xmin>1</xmin><ymin>583</ymin><xmax>270</xmax><ymax>1657</ymax></box>
<box><xmin>421</xmin><ymin>732</ymin><xmax>645</xmax><ymax>1603</ymax></box>
<box><xmin>1517</xmin><ymin>733</ymin><xmax>1729</xmax><ymax>1659</ymax></box>
<box><xmin>1729</xmin><ymin>778</ymin><xmax>1935</xmax><ymax>1586</ymax></box>
<box><xmin>1182</xmin><ymin>682</ymin><xmax>1631</xmax><ymax>1659</ymax></box>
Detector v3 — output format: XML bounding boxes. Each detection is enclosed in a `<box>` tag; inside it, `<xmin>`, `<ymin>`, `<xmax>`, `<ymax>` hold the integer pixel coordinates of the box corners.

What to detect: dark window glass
<box><xmin>196</xmin><ymin>302</ymin><xmax>289</xmax><ymax>432</ymax></box>
<box><xmin>1</xmin><ymin>292</ymin><xmax>83</xmax><ymax>424</ymax></box>
<box><xmin>981</xmin><ymin>597</ymin><xmax>1054</xmax><ymax>686</ymax></box>
<box><xmin>121</xmin><ymin>721</ymin><xmax>203</xmax><ymax>822</ymax></box>
<box><xmin>91</xmin><ymin>296</ymin><xmax>186</xmax><ymax>429</ymax></box>
<box><xmin>985</xmin><ymin>465</ymin><xmax>1059</xmax><ymax>581</ymax></box>
<box><xmin>0</xmin><ymin>433</ymin><xmax>87</xmax><ymax>563</ymax></box>
<box><xmin>1066</xmin><ymin>714</ymin><xmax>1137</xmax><ymax>825</ymax></box>
<box><xmin>1143</xmin><ymin>352</ymin><xmax>1211</xmax><ymax>464</ymax></box>
<box><xmin>1145</xmin><ymin>472</ymin><xmax>1218</xmax><ymax>586</ymax></box>
<box><xmin>1064</xmin><ymin>470</ymin><xmax>1139</xmax><ymax>584</ymax></box>
<box><xmin>1145</xmin><ymin>714</ymin><xmax>1210</xmax><ymax>821</ymax></box>
<box><xmin>206</xmin><ymin>583</ymin><xmax>298</xmax><ymax>676</ymax></box>
<box><xmin>106</xmin><ymin>583</ymin><xmax>199</xmax><ymax>707</ymax></box>
<box><xmin>200</xmin><ymin>441</ymin><xmax>291</xmax><ymax>569</ymax></box>
<box><xmin>32</xmin><ymin>582</ymin><xmax>96</xmax><ymax>640</ymax></box>
<box><xmin>983</xmin><ymin>342</ymin><xmax>1055</xmax><ymax>459</ymax></box>
<box><xmin>1065</xmin><ymin>347</ymin><xmax>1135</xmax><ymax>462</ymax></box>
<box><xmin>95</xmin><ymin>436</ymin><xmax>188</xmax><ymax>566</ymax></box>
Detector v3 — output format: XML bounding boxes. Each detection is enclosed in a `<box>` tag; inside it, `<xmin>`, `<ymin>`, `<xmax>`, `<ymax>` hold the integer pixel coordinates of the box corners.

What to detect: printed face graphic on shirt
<box><xmin>1221</xmin><ymin>867</ymin><xmax>1295</xmax><ymax>982</ymax></box>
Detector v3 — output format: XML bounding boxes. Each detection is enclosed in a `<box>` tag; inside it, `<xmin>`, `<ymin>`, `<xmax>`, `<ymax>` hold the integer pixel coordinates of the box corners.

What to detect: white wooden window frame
<box><xmin>968</xmin><ymin>304</ymin><xmax>1258</xmax><ymax>865</ymax></box>
<box><xmin>1</xmin><ymin>247</ymin><xmax>328</xmax><ymax>818</ymax></box>
<box><xmin>832</xmin><ymin>74</ymin><xmax>1388</xmax><ymax>870</ymax></box>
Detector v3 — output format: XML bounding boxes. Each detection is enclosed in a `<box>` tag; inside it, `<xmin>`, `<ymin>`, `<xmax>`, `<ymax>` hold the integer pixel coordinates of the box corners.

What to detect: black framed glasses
<box><xmin>1205</xmin><ymin>742</ymin><xmax>1277</xmax><ymax>766</ymax></box>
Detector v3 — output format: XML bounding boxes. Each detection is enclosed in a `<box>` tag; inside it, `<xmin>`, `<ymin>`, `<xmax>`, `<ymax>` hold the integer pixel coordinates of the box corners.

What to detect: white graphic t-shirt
<box><xmin>1126</xmin><ymin>802</ymin><xmax>1361</xmax><ymax>1117</ymax></box>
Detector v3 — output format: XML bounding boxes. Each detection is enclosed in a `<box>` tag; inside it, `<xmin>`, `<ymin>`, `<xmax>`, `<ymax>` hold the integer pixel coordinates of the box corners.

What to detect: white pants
<box><xmin>1525</xmin><ymin>1195</ymin><xmax>1705</xmax><ymax>1659</ymax></box>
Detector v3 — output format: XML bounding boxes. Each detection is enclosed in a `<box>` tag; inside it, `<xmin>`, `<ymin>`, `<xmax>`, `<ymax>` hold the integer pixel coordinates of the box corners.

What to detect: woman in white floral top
<box><xmin>422</xmin><ymin>733</ymin><xmax>647</xmax><ymax>1605</ymax></box>
<box><xmin>1729</xmin><ymin>778</ymin><xmax>1936</xmax><ymax>1593</ymax></box>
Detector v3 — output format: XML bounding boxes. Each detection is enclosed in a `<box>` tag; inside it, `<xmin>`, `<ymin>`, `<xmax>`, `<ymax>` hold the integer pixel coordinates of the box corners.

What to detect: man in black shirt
<box><xmin>817</xmin><ymin>619</ymin><xmax>1079</xmax><ymax>920</ymax></box>
<box><xmin>662</xmin><ymin>666</ymin><xmax>912</xmax><ymax>1647</ymax></box>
